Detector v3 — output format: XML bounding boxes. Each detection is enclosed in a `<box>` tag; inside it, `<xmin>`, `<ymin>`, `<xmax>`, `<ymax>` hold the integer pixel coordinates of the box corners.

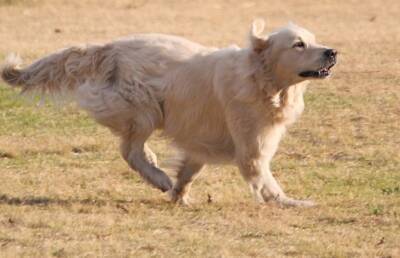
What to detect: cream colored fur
<box><xmin>1</xmin><ymin>20</ymin><xmax>336</xmax><ymax>207</ymax></box>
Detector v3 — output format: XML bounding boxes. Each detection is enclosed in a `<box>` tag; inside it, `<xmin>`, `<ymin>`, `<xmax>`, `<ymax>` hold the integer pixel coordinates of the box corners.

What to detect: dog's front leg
<box><xmin>259</xmin><ymin>161</ymin><xmax>315</xmax><ymax>207</ymax></box>
<box><xmin>168</xmin><ymin>157</ymin><xmax>204</xmax><ymax>205</ymax></box>
<box><xmin>236</xmin><ymin>151</ymin><xmax>285</xmax><ymax>204</ymax></box>
<box><xmin>234</xmin><ymin>125</ymin><xmax>314</xmax><ymax>207</ymax></box>
<box><xmin>237</xmin><ymin>150</ymin><xmax>315</xmax><ymax>207</ymax></box>
<box><xmin>227</xmin><ymin>102</ymin><xmax>314</xmax><ymax>207</ymax></box>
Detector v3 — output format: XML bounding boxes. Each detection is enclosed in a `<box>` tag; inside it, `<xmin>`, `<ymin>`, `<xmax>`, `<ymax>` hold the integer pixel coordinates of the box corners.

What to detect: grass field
<box><xmin>0</xmin><ymin>0</ymin><xmax>399</xmax><ymax>257</ymax></box>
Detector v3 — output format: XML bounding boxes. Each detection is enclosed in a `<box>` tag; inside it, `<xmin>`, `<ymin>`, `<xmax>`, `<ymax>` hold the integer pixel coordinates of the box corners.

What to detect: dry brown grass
<box><xmin>0</xmin><ymin>0</ymin><xmax>400</xmax><ymax>257</ymax></box>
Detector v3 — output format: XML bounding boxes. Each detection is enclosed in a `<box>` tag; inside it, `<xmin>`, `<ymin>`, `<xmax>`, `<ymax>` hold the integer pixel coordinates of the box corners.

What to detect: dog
<box><xmin>1</xmin><ymin>20</ymin><xmax>337</xmax><ymax>207</ymax></box>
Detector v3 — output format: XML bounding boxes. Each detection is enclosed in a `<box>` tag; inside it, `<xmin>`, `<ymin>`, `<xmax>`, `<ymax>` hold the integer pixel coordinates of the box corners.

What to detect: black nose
<box><xmin>324</xmin><ymin>49</ymin><xmax>337</xmax><ymax>59</ymax></box>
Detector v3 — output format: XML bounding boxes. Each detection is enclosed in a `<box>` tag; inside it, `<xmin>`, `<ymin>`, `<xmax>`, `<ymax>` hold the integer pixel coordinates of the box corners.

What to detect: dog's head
<box><xmin>250</xmin><ymin>19</ymin><xmax>337</xmax><ymax>85</ymax></box>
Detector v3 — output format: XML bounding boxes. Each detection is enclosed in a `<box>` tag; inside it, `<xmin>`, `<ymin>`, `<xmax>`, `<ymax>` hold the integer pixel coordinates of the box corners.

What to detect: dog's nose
<box><xmin>324</xmin><ymin>49</ymin><xmax>337</xmax><ymax>59</ymax></box>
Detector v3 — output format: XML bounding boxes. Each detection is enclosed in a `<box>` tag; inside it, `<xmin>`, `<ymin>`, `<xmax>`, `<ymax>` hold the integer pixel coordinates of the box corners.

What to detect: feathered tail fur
<box><xmin>1</xmin><ymin>44</ymin><xmax>116</xmax><ymax>95</ymax></box>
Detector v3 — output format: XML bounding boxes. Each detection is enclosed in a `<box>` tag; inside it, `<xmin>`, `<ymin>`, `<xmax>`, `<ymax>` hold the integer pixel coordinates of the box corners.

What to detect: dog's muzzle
<box><xmin>299</xmin><ymin>49</ymin><xmax>337</xmax><ymax>78</ymax></box>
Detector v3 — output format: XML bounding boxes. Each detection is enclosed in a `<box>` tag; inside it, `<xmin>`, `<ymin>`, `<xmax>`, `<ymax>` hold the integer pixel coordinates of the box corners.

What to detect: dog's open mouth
<box><xmin>299</xmin><ymin>62</ymin><xmax>336</xmax><ymax>79</ymax></box>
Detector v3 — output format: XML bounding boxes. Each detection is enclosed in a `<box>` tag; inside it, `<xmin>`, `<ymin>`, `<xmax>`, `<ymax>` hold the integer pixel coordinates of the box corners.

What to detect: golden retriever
<box><xmin>1</xmin><ymin>20</ymin><xmax>337</xmax><ymax>207</ymax></box>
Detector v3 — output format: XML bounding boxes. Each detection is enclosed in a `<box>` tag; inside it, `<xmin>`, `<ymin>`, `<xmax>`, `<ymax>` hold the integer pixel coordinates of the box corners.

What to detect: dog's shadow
<box><xmin>0</xmin><ymin>194</ymin><xmax>167</xmax><ymax>210</ymax></box>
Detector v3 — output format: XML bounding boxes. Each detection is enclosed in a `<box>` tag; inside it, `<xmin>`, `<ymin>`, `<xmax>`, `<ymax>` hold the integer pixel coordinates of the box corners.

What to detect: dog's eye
<box><xmin>293</xmin><ymin>41</ymin><xmax>306</xmax><ymax>49</ymax></box>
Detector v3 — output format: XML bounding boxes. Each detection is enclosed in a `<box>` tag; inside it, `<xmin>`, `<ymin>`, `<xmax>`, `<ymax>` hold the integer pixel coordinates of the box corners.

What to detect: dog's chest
<box><xmin>274</xmin><ymin>84</ymin><xmax>306</xmax><ymax>125</ymax></box>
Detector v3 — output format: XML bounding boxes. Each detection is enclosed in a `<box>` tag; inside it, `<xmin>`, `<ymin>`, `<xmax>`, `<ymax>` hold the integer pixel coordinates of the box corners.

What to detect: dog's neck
<box><xmin>257</xmin><ymin>73</ymin><xmax>308</xmax><ymax>124</ymax></box>
<box><xmin>272</xmin><ymin>82</ymin><xmax>308</xmax><ymax>125</ymax></box>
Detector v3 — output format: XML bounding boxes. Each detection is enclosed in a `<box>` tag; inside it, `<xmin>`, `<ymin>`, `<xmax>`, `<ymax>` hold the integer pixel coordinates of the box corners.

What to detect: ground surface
<box><xmin>0</xmin><ymin>0</ymin><xmax>399</xmax><ymax>257</ymax></box>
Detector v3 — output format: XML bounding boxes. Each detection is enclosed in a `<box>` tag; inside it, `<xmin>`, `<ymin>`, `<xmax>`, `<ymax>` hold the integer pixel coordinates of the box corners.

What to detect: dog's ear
<box><xmin>249</xmin><ymin>19</ymin><xmax>269</xmax><ymax>53</ymax></box>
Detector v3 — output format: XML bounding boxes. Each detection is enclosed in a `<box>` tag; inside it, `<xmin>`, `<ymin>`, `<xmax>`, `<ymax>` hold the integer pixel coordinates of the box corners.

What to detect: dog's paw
<box><xmin>167</xmin><ymin>189</ymin><xmax>192</xmax><ymax>206</ymax></box>
<box><xmin>276</xmin><ymin>197</ymin><xmax>316</xmax><ymax>208</ymax></box>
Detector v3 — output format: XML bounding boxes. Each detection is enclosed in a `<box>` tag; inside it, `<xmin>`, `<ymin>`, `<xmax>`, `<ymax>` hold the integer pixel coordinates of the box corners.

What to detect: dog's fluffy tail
<box><xmin>1</xmin><ymin>54</ymin><xmax>24</xmax><ymax>86</ymax></box>
<box><xmin>1</xmin><ymin>45</ymin><xmax>116</xmax><ymax>96</ymax></box>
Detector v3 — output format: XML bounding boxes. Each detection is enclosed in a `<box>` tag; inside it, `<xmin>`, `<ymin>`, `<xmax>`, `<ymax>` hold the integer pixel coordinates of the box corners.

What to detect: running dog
<box><xmin>1</xmin><ymin>20</ymin><xmax>337</xmax><ymax>207</ymax></box>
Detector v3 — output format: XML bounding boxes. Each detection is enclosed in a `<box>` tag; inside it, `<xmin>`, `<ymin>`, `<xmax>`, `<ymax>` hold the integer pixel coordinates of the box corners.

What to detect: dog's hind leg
<box><xmin>120</xmin><ymin>133</ymin><xmax>172</xmax><ymax>192</ymax></box>
<box><xmin>168</xmin><ymin>157</ymin><xmax>204</xmax><ymax>205</ymax></box>
<box><xmin>76</xmin><ymin>80</ymin><xmax>170</xmax><ymax>191</ymax></box>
